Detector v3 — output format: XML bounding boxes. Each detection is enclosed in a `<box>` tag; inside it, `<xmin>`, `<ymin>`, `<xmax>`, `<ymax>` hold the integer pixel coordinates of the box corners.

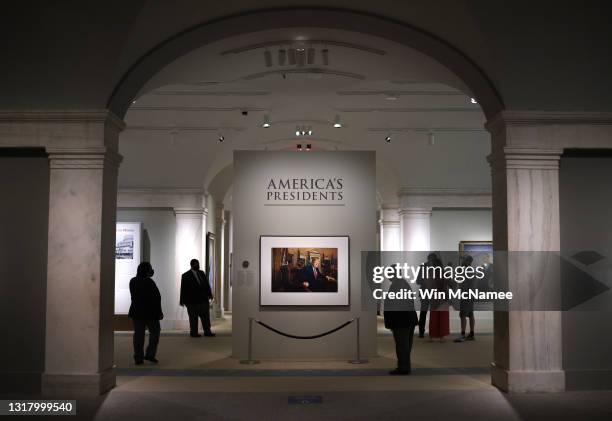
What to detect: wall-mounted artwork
<box><xmin>459</xmin><ymin>240</ymin><xmax>493</xmax><ymax>266</ymax></box>
<box><xmin>115</xmin><ymin>222</ymin><xmax>142</xmax><ymax>314</ymax></box>
<box><xmin>260</xmin><ymin>236</ymin><xmax>349</xmax><ymax>306</ymax></box>
<box><xmin>206</xmin><ymin>232</ymin><xmax>216</xmax><ymax>296</ymax></box>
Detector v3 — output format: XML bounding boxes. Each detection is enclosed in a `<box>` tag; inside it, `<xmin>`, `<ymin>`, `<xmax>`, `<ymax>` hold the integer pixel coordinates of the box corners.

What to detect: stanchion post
<box><xmin>240</xmin><ymin>317</ymin><xmax>260</xmax><ymax>365</ymax></box>
<box><xmin>348</xmin><ymin>317</ymin><xmax>369</xmax><ymax>364</ymax></box>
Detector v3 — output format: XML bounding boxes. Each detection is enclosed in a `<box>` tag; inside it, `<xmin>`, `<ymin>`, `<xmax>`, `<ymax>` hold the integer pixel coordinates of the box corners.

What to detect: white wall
<box><xmin>116</xmin><ymin>209</ymin><xmax>184</xmax><ymax>329</ymax></box>
<box><xmin>232</xmin><ymin>151</ymin><xmax>377</xmax><ymax>359</ymax></box>
<box><xmin>430</xmin><ymin>209</ymin><xmax>492</xmax><ymax>251</ymax></box>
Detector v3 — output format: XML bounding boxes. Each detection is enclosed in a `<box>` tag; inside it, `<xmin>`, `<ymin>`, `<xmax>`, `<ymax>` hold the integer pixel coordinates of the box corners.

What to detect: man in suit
<box><xmin>180</xmin><ymin>259</ymin><xmax>215</xmax><ymax>337</ymax></box>
<box><xmin>301</xmin><ymin>257</ymin><xmax>324</xmax><ymax>292</ymax></box>
<box><xmin>384</xmin><ymin>264</ymin><xmax>419</xmax><ymax>375</ymax></box>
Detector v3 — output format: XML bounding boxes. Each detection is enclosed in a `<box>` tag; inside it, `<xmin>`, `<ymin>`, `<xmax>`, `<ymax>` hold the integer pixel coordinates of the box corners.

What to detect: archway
<box><xmin>113</xmin><ymin>10</ymin><xmax>497</xmax><ymax>389</ymax></box>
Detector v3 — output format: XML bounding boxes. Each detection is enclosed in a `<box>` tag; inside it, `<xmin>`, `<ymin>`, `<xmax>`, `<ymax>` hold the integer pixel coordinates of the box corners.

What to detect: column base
<box><xmin>42</xmin><ymin>366</ymin><xmax>116</xmax><ymax>396</ymax></box>
<box><xmin>491</xmin><ymin>363</ymin><xmax>565</xmax><ymax>392</ymax></box>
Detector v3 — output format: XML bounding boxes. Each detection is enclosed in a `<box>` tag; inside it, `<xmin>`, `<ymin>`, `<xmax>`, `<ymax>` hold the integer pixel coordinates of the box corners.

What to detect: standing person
<box><xmin>129</xmin><ymin>262</ymin><xmax>163</xmax><ymax>365</ymax></box>
<box><xmin>428</xmin><ymin>257</ymin><xmax>449</xmax><ymax>342</ymax></box>
<box><xmin>416</xmin><ymin>253</ymin><xmax>439</xmax><ymax>338</ymax></box>
<box><xmin>180</xmin><ymin>259</ymin><xmax>215</xmax><ymax>337</ymax></box>
<box><xmin>454</xmin><ymin>255</ymin><xmax>476</xmax><ymax>342</ymax></box>
<box><xmin>384</xmin><ymin>264</ymin><xmax>418</xmax><ymax>375</ymax></box>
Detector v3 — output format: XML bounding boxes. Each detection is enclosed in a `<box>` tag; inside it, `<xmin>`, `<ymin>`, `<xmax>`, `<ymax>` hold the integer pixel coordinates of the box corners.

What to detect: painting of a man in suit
<box><xmin>271</xmin><ymin>248</ymin><xmax>338</xmax><ymax>293</ymax></box>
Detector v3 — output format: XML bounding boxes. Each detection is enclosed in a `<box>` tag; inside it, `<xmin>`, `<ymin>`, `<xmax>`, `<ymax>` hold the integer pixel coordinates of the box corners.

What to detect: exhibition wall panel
<box><xmin>0</xmin><ymin>155</ymin><xmax>49</xmax><ymax>392</ymax></box>
<box><xmin>560</xmin><ymin>156</ymin><xmax>612</xmax><ymax>389</ymax></box>
<box><xmin>116</xmin><ymin>209</ymin><xmax>186</xmax><ymax>329</ymax></box>
<box><xmin>232</xmin><ymin>151</ymin><xmax>377</xmax><ymax>359</ymax></box>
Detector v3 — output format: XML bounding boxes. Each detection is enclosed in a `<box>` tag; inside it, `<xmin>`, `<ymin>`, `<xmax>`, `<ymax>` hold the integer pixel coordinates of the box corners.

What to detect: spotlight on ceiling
<box><xmin>385</xmin><ymin>134</ymin><xmax>392</xmax><ymax>142</ymax></box>
<box><xmin>218</xmin><ymin>134</ymin><xmax>225</xmax><ymax>142</ymax></box>
<box><xmin>278</xmin><ymin>48</ymin><xmax>286</xmax><ymax>66</ymax></box>
<box><xmin>333</xmin><ymin>114</ymin><xmax>343</xmax><ymax>128</ymax></box>
<box><xmin>307</xmin><ymin>126</ymin><xmax>313</xmax><ymax>136</ymax></box>
<box><xmin>288</xmin><ymin>48</ymin><xmax>297</xmax><ymax>65</ymax></box>
<box><xmin>263</xmin><ymin>50</ymin><xmax>272</xmax><ymax>67</ymax></box>
<box><xmin>262</xmin><ymin>114</ymin><xmax>271</xmax><ymax>128</ymax></box>
<box><xmin>306</xmin><ymin>47</ymin><xmax>315</xmax><ymax>65</ymax></box>
<box><xmin>322</xmin><ymin>48</ymin><xmax>329</xmax><ymax>65</ymax></box>
<box><xmin>295</xmin><ymin>126</ymin><xmax>301</xmax><ymax>136</ymax></box>
<box><xmin>470</xmin><ymin>97</ymin><xmax>478</xmax><ymax>104</ymax></box>
<box><xmin>306</xmin><ymin>144</ymin><xmax>312</xmax><ymax>151</ymax></box>
<box><xmin>428</xmin><ymin>131</ymin><xmax>435</xmax><ymax>146</ymax></box>
<box><xmin>297</xmin><ymin>144</ymin><xmax>302</xmax><ymax>151</ymax></box>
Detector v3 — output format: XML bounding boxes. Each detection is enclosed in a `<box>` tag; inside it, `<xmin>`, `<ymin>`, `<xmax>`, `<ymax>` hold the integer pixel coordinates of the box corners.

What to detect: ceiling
<box><xmin>118</xmin><ymin>27</ymin><xmax>490</xmax><ymax>206</ymax></box>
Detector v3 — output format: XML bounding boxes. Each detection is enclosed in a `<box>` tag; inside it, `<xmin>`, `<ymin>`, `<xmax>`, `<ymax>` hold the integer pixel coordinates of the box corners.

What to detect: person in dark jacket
<box><xmin>384</xmin><ymin>265</ymin><xmax>419</xmax><ymax>375</ymax></box>
<box><xmin>128</xmin><ymin>261</ymin><xmax>163</xmax><ymax>365</ymax></box>
<box><xmin>180</xmin><ymin>259</ymin><xmax>215</xmax><ymax>337</ymax></box>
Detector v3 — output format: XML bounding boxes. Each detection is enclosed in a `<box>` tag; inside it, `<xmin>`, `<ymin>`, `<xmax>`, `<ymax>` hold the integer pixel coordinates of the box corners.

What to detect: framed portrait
<box><xmin>260</xmin><ymin>235</ymin><xmax>349</xmax><ymax>306</ymax></box>
<box><xmin>206</xmin><ymin>232</ymin><xmax>216</xmax><ymax>295</ymax></box>
<box><xmin>459</xmin><ymin>240</ymin><xmax>493</xmax><ymax>266</ymax></box>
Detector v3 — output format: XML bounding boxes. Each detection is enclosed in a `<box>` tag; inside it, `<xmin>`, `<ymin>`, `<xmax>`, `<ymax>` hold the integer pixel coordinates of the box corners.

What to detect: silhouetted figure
<box><xmin>454</xmin><ymin>255</ymin><xmax>476</xmax><ymax>342</ymax></box>
<box><xmin>129</xmin><ymin>262</ymin><xmax>163</xmax><ymax>365</ymax></box>
<box><xmin>416</xmin><ymin>252</ymin><xmax>440</xmax><ymax>337</ymax></box>
<box><xmin>384</xmin><ymin>265</ymin><xmax>418</xmax><ymax>375</ymax></box>
<box><xmin>180</xmin><ymin>259</ymin><xmax>215</xmax><ymax>337</ymax></box>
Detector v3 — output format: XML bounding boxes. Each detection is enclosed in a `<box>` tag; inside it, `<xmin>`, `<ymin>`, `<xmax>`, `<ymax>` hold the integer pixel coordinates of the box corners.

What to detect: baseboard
<box><xmin>565</xmin><ymin>369</ymin><xmax>612</xmax><ymax>390</ymax></box>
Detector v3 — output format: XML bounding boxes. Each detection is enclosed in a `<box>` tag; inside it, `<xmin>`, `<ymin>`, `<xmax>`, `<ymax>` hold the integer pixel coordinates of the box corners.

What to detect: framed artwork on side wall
<box><xmin>206</xmin><ymin>232</ymin><xmax>216</xmax><ymax>297</ymax></box>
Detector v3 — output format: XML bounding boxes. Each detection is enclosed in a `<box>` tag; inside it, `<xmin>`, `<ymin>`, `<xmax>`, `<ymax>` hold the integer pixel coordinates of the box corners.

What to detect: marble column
<box><xmin>399</xmin><ymin>208</ymin><xmax>432</xmax><ymax>251</ymax></box>
<box><xmin>379</xmin><ymin>207</ymin><xmax>401</xmax><ymax>251</ymax></box>
<box><xmin>174</xmin><ymin>207</ymin><xmax>207</xmax><ymax>326</ymax></box>
<box><xmin>488</xmin><ymin>145</ymin><xmax>564</xmax><ymax>392</ymax></box>
<box><xmin>42</xmin><ymin>147</ymin><xmax>122</xmax><ymax>396</ymax></box>
<box><xmin>213</xmin><ymin>204</ymin><xmax>225</xmax><ymax>318</ymax></box>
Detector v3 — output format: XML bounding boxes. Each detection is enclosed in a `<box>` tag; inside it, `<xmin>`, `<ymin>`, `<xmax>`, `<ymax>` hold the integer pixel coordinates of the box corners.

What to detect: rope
<box><xmin>253</xmin><ymin>318</ymin><xmax>356</xmax><ymax>340</ymax></box>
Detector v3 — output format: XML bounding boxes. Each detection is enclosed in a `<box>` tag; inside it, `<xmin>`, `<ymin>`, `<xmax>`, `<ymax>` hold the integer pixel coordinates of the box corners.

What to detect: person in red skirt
<box><xmin>427</xmin><ymin>256</ymin><xmax>449</xmax><ymax>342</ymax></box>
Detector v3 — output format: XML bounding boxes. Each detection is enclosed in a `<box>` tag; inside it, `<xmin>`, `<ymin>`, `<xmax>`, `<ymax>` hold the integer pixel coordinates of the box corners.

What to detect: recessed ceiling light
<box><xmin>218</xmin><ymin>134</ymin><xmax>225</xmax><ymax>142</ymax></box>
<box><xmin>470</xmin><ymin>97</ymin><xmax>478</xmax><ymax>104</ymax></box>
<box><xmin>385</xmin><ymin>134</ymin><xmax>392</xmax><ymax>142</ymax></box>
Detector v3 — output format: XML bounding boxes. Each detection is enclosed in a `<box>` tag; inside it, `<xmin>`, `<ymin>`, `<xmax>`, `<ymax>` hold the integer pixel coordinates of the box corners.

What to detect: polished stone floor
<box><xmin>5</xmin><ymin>316</ymin><xmax>612</xmax><ymax>420</ymax></box>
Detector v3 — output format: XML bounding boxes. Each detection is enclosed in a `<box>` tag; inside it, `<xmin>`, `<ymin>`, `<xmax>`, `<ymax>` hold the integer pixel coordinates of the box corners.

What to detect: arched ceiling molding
<box><xmin>206</xmin><ymin>162</ymin><xmax>234</xmax><ymax>205</ymax></box>
<box><xmin>107</xmin><ymin>8</ymin><xmax>503</xmax><ymax>120</ymax></box>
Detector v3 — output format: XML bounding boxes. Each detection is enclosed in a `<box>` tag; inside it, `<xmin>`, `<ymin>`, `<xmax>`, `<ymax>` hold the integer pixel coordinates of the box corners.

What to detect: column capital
<box><xmin>487</xmin><ymin>146</ymin><xmax>563</xmax><ymax>170</ymax></box>
<box><xmin>46</xmin><ymin>147</ymin><xmax>123</xmax><ymax>169</ymax></box>
<box><xmin>173</xmin><ymin>207</ymin><xmax>208</xmax><ymax>217</ymax></box>
<box><xmin>398</xmin><ymin>207</ymin><xmax>433</xmax><ymax>218</ymax></box>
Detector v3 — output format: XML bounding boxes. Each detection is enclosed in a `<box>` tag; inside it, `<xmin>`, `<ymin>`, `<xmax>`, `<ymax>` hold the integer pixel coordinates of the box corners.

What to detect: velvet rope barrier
<box><xmin>253</xmin><ymin>318</ymin><xmax>356</xmax><ymax>340</ymax></box>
